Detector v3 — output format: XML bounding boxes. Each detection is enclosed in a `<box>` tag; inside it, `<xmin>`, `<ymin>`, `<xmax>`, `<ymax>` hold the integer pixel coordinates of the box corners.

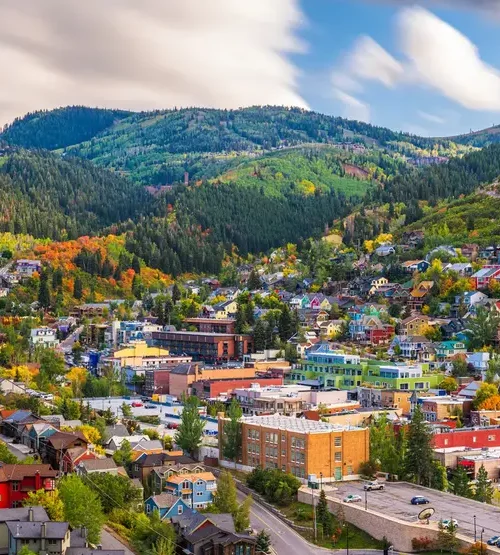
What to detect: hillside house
<box><xmin>163</xmin><ymin>472</ymin><xmax>217</xmax><ymax>510</ymax></box>
<box><xmin>402</xmin><ymin>260</ymin><xmax>430</xmax><ymax>273</ymax></box>
<box><xmin>145</xmin><ymin>493</ymin><xmax>193</xmax><ymax>520</ymax></box>
<box><xmin>29</xmin><ymin>328</ymin><xmax>59</xmax><ymax>350</ymax></box>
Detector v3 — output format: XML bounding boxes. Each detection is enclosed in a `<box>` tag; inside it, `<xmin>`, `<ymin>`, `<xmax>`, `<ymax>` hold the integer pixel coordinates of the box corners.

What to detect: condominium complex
<box><xmin>219</xmin><ymin>414</ymin><xmax>369</xmax><ymax>481</ymax></box>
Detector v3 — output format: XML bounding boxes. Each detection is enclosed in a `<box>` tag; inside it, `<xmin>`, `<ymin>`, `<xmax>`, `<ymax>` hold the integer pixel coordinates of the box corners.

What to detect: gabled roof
<box><xmin>0</xmin><ymin>464</ymin><xmax>57</xmax><ymax>482</ymax></box>
<box><xmin>135</xmin><ymin>452</ymin><xmax>196</xmax><ymax>468</ymax></box>
<box><xmin>6</xmin><ymin>521</ymin><xmax>69</xmax><ymax>539</ymax></box>
<box><xmin>78</xmin><ymin>458</ymin><xmax>117</xmax><ymax>472</ymax></box>
<box><xmin>47</xmin><ymin>431</ymin><xmax>87</xmax><ymax>450</ymax></box>
<box><xmin>170</xmin><ymin>363</ymin><xmax>198</xmax><ymax>376</ymax></box>
<box><xmin>148</xmin><ymin>493</ymin><xmax>181</xmax><ymax>509</ymax></box>
<box><xmin>166</xmin><ymin>471</ymin><xmax>216</xmax><ymax>484</ymax></box>
<box><xmin>0</xmin><ymin>506</ymin><xmax>49</xmax><ymax>523</ymax></box>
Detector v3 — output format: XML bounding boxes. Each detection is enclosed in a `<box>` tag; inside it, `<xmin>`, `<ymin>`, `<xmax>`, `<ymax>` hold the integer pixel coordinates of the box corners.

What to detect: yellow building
<box><xmin>113</xmin><ymin>341</ymin><xmax>171</xmax><ymax>368</ymax></box>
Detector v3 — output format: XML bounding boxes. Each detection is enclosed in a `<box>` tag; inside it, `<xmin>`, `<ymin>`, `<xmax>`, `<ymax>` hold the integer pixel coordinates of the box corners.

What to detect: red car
<box><xmin>131</xmin><ymin>401</ymin><xmax>143</xmax><ymax>408</ymax></box>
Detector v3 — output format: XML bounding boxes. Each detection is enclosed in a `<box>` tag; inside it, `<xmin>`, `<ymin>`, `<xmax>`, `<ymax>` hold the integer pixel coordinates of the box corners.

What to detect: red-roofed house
<box><xmin>0</xmin><ymin>464</ymin><xmax>57</xmax><ymax>508</ymax></box>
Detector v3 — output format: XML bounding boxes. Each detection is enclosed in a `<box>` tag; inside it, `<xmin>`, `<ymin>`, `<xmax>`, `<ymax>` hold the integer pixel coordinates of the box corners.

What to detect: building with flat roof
<box><xmin>183</xmin><ymin>318</ymin><xmax>236</xmax><ymax>334</ymax></box>
<box><xmin>152</xmin><ymin>330</ymin><xmax>253</xmax><ymax>362</ymax></box>
<box><xmin>219</xmin><ymin>414</ymin><xmax>369</xmax><ymax>481</ymax></box>
<box><xmin>112</xmin><ymin>341</ymin><xmax>171</xmax><ymax>369</ymax></box>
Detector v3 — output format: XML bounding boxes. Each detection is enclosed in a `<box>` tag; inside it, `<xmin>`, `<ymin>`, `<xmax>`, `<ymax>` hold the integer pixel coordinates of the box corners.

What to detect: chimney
<box><xmin>41</xmin><ymin>521</ymin><xmax>47</xmax><ymax>551</ymax></box>
<box><xmin>28</xmin><ymin>507</ymin><xmax>34</xmax><ymax>522</ymax></box>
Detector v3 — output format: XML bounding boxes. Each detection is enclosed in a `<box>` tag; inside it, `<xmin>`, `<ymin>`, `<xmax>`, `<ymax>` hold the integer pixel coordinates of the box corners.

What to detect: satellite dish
<box><xmin>418</xmin><ymin>508</ymin><xmax>435</xmax><ymax>521</ymax></box>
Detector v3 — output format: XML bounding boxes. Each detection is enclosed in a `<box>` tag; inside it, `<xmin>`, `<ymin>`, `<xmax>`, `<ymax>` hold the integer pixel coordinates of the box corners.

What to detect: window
<box><xmin>177</xmin><ymin>505</ymin><xmax>183</xmax><ymax>514</ymax></box>
<box><xmin>282</xmin><ymin>434</ymin><xmax>286</xmax><ymax>442</ymax></box>
<box><xmin>334</xmin><ymin>437</ymin><xmax>342</xmax><ymax>447</ymax></box>
<box><xmin>11</xmin><ymin>482</ymin><xmax>19</xmax><ymax>492</ymax></box>
<box><xmin>196</xmin><ymin>492</ymin><xmax>203</xmax><ymax>497</ymax></box>
<box><xmin>335</xmin><ymin>452</ymin><xmax>342</xmax><ymax>462</ymax></box>
<box><xmin>473</xmin><ymin>436</ymin><xmax>477</xmax><ymax>443</ymax></box>
<box><xmin>488</xmin><ymin>435</ymin><xmax>496</xmax><ymax>441</ymax></box>
<box><xmin>21</xmin><ymin>539</ymin><xmax>30</xmax><ymax>545</ymax></box>
<box><xmin>182</xmin><ymin>481</ymin><xmax>190</xmax><ymax>489</ymax></box>
<box><xmin>146</xmin><ymin>504</ymin><xmax>151</xmax><ymax>514</ymax></box>
<box><xmin>347</xmin><ymin>466</ymin><xmax>353</xmax><ymax>475</ymax></box>
<box><xmin>48</xmin><ymin>540</ymin><xmax>57</xmax><ymax>545</ymax></box>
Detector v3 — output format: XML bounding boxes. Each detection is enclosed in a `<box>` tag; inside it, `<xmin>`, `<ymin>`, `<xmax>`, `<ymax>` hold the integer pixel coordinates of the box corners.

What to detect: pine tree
<box><xmin>244</xmin><ymin>302</ymin><xmax>255</xmax><ymax>326</ymax></box>
<box><xmin>255</xmin><ymin>530</ymin><xmax>272</xmax><ymax>554</ymax></box>
<box><xmin>38</xmin><ymin>271</ymin><xmax>51</xmax><ymax>309</ymax></box>
<box><xmin>450</xmin><ymin>467</ymin><xmax>472</xmax><ymax>498</ymax></box>
<box><xmin>235</xmin><ymin>305</ymin><xmax>246</xmax><ymax>334</ymax></box>
<box><xmin>247</xmin><ymin>269</ymin><xmax>261</xmax><ymax>291</ymax></box>
<box><xmin>474</xmin><ymin>464</ymin><xmax>494</xmax><ymax>503</ymax></box>
<box><xmin>253</xmin><ymin>319</ymin><xmax>267</xmax><ymax>351</ymax></box>
<box><xmin>316</xmin><ymin>489</ymin><xmax>333</xmax><ymax>537</ymax></box>
<box><xmin>404</xmin><ymin>405</ymin><xmax>435</xmax><ymax>486</ymax></box>
<box><xmin>172</xmin><ymin>283</ymin><xmax>181</xmax><ymax>303</ymax></box>
<box><xmin>132</xmin><ymin>255</ymin><xmax>141</xmax><ymax>274</ymax></box>
<box><xmin>222</xmin><ymin>398</ymin><xmax>242</xmax><ymax>465</ymax></box>
<box><xmin>278</xmin><ymin>305</ymin><xmax>293</xmax><ymax>341</ymax></box>
<box><xmin>73</xmin><ymin>276</ymin><xmax>83</xmax><ymax>300</ymax></box>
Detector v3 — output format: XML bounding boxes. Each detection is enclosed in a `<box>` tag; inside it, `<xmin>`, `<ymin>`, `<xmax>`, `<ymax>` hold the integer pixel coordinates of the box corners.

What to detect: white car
<box><xmin>441</xmin><ymin>519</ymin><xmax>459</xmax><ymax>529</ymax></box>
<box><xmin>343</xmin><ymin>494</ymin><xmax>362</xmax><ymax>503</ymax></box>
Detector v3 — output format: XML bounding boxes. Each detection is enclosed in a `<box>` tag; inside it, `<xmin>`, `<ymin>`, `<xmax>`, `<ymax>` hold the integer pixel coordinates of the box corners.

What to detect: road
<box><xmin>84</xmin><ymin>397</ymin><xmax>219</xmax><ymax>433</ymax></box>
<box><xmin>334</xmin><ymin>481</ymin><xmax>500</xmax><ymax>543</ymax></box>
<box><xmin>60</xmin><ymin>326</ymin><xmax>83</xmax><ymax>353</ymax></box>
<box><xmin>101</xmin><ymin>526</ymin><xmax>135</xmax><ymax>555</ymax></box>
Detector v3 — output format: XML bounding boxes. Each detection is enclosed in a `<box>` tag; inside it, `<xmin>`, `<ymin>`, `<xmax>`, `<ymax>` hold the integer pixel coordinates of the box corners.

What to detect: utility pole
<box><xmin>311</xmin><ymin>485</ymin><xmax>317</xmax><ymax>542</ymax></box>
<box><xmin>474</xmin><ymin>515</ymin><xmax>477</xmax><ymax>542</ymax></box>
<box><xmin>365</xmin><ymin>488</ymin><xmax>368</xmax><ymax>510</ymax></box>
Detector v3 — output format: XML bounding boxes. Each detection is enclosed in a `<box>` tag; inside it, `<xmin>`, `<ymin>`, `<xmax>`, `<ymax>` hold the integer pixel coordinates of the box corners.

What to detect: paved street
<box><xmin>60</xmin><ymin>325</ymin><xmax>83</xmax><ymax>353</ymax></box>
<box><xmin>101</xmin><ymin>527</ymin><xmax>135</xmax><ymax>555</ymax></box>
<box><xmin>333</xmin><ymin>481</ymin><xmax>500</xmax><ymax>542</ymax></box>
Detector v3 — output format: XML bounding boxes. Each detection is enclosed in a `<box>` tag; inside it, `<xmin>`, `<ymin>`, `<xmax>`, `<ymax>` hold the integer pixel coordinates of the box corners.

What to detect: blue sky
<box><xmin>295</xmin><ymin>0</ymin><xmax>500</xmax><ymax>136</ymax></box>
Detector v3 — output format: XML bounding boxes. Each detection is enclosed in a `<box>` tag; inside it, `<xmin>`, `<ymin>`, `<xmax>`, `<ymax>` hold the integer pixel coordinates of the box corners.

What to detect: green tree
<box><xmin>73</xmin><ymin>276</ymin><xmax>83</xmax><ymax>300</ymax></box>
<box><xmin>84</xmin><ymin>473</ymin><xmax>142</xmax><ymax>514</ymax></box>
<box><xmin>38</xmin><ymin>271</ymin><xmax>51</xmax><ymax>309</ymax></box>
<box><xmin>58</xmin><ymin>475</ymin><xmax>105</xmax><ymax>544</ymax></box>
<box><xmin>253</xmin><ymin>319</ymin><xmax>267</xmax><ymax>351</ymax></box>
<box><xmin>451</xmin><ymin>360</ymin><xmax>469</xmax><ymax>378</ymax></box>
<box><xmin>211</xmin><ymin>471</ymin><xmax>238</xmax><ymax>514</ymax></box>
<box><xmin>36</xmin><ymin>349</ymin><xmax>66</xmax><ymax>391</ymax></box>
<box><xmin>468</xmin><ymin>306</ymin><xmax>500</xmax><ymax>349</ymax></box>
<box><xmin>278</xmin><ymin>305</ymin><xmax>293</xmax><ymax>341</ymax></box>
<box><xmin>233</xmin><ymin>495</ymin><xmax>252</xmax><ymax>533</ymax></box>
<box><xmin>255</xmin><ymin>530</ymin><xmax>272</xmax><ymax>554</ymax></box>
<box><xmin>18</xmin><ymin>547</ymin><xmax>37</xmax><ymax>555</ymax></box>
<box><xmin>24</xmin><ymin>489</ymin><xmax>64</xmax><ymax>521</ymax></box>
<box><xmin>113</xmin><ymin>439</ymin><xmax>133</xmax><ymax>468</ymax></box>
<box><xmin>369</xmin><ymin>414</ymin><xmax>403</xmax><ymax>476</ymax></box>
<box><xmin>316</xmin><ymin>489</ymin><xmax>333</xmax><ymax>537</ymax></box>
<box><xmin>151</xmin><ymin>536</ymin><xmax>175</xmax><ymax>555</ymax></box>
<box><xmin>247</xmin><ymin>269</ymin><xmax>261</xmax><ymax>291</ymax></box>
<box><xmin>222</xmin><ymin>398</ymin><xmax>242</xmax><ymax>465</ymax></box>
<box><xmin>0</xmin><ymin>442</ymin><xmax>18</xmax><ymax>464</ymax></box>
<box><xmin>439</xmin><ymin>377</ymin><xmax>458</xmax><ymax>394</ymax></box>
<box><xmin>404</xmin><ymin>405</ymin><xmax>435</xmax><ymax>486</ymax></box>
<box><xmin>174</xmin><ymin>395</ymin><xmax>205</xmax><ymax>457</ymax></box>
<box><xmin>121</xmin><ymin>402</ymin><xmax>133</xmax><ymax>418</ymax></box>
<box><xmin>437</xmin><ymin>519</ymin><xmax>459</xmax><ymax>554</ymax></box>
<box><xmin>474</xmin><ymin>464</ymin><xmax>494</xmax><ymax>503</ymax></box>
<box><xmin>172</xmin><ymin>283</ymin><xmax>181</xmax><ymax>303</ymax></box>
<box><xmin>450</xmin><ymin>466</ymin><xmax>473</xmax><ymax>498</ymax></box>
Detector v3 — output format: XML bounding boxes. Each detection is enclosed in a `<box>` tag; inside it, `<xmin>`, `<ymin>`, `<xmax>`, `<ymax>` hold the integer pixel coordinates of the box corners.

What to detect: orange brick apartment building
<box><xmin>218</xmin><ymin>414</ymin><xmax>369</xmax><ymax>481</ymax></box>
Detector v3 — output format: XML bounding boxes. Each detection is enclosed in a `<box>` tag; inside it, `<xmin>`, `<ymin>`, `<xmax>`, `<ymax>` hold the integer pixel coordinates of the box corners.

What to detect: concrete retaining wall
<box><xmin>298</xmin><ymin>488</ymin><xmax>500</xmax><ymax>554</ymax></box>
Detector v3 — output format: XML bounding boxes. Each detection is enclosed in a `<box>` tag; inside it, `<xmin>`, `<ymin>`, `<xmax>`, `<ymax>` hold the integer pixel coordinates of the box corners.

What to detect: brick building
<box><xmin>152</xmin><ymin>331</ymin><xmax>253</xmax><ymax>362</ymax></box>
<box><xmin>144</xmin><ymin>368</ymin><xmax>171</xmax><ymax>396</ymax></box>
<box><xmin>183</xmin><ymin>318</ymin><xmax>236</xmax><ymax>334</ymax></box>
<box><xmin>432</xmin><ymin>426</ymin><xmax>500</xmax><ymax>450</ymax></box>
<box><xmin>219</xmin><ymin>414</ymin><xmax>369</xmax><ymax>481</ymax></box>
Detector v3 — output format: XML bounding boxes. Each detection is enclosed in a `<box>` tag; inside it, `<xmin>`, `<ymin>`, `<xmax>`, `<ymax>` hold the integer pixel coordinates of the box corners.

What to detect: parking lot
<box><xmin>84</xmin><ymin>397</ymin><xmax>219</xmax><ymax>433</ymax></box>
<box><xmin>333</xmin><ymin>481</ymin><xmax>500</xmax><ymax>542</ymax></box>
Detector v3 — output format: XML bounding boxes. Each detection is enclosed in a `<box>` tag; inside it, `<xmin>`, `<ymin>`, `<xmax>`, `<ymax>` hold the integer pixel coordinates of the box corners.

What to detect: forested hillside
<box><xmin>1</xmin><ymin>106</ymin><xmax>131</xmax><ymax>150</ymax></box>
<box><xmin>0</xmin><ymin>150</ymin><xmax>148</xmax><ymax>240</ymax></box>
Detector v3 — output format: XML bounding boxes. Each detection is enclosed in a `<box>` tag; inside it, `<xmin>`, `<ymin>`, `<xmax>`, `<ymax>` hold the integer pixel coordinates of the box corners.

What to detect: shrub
<box><xmin>411</xmin><ymin>536</ymin><xmax>434</xmax><ymax>551</ymax></box>
<box><xmin>246</xmin><ymin>467</ymin><xmax>301</xmax><ymax>507</ymax></box>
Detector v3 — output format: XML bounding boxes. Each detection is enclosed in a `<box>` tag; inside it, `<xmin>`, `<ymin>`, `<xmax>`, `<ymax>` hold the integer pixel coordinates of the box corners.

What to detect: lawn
<box><xmin>279</xmin><ymin>501</ymin><xmax>384</xmax><ymax>550</ymax></box>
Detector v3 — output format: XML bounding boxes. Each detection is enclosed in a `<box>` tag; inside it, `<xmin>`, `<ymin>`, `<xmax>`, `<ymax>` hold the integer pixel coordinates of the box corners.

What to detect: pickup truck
<box><xmin>363</xmin><ymin>481</ymin><xmax>384</xmax><ymax>491</ymax></box>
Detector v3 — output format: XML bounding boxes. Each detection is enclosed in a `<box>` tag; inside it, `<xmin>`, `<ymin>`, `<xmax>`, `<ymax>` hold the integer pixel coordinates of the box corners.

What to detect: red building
<box><xmin>432</xmin><ymin>426</ymin><xmax>500</xmax><ymax>450</ymax></box>
<box><xmin>367</xmin><ymin>325</ymin><xmax>395</xmax><ymax>345</ymax></box>
<box><xmin>192</xmin><ymin>377</ymin><xmax>283</xmax><ymax>400</ymax></box>
<box><xmin>145</xmin><ymin>368</ymin><xmax>171</xmax><ymax>396</ymax></box>
<box><xmin>0</xmin><ymin>464</ymin><xmax>57</xmax><ymax>508</ymax></box>
<box><xmin>183</xmin><ymin>318</ymin><xmax>236</xmax><ymax>334</ymax></box>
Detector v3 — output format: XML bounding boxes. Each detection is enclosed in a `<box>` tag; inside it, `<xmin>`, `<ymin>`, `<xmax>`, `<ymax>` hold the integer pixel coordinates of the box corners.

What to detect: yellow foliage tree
<box><xmin>374</xmin><ymin>233</ymin><xmax>393</xmax><ymax>247</ymax></box>
<box><xmin>298</xmin><ymin>179</ymin><xmax>316</xmax><ymax>196</ymax></box>
<box><xmin>76</xmin><ymin>425</ymin><xmax>101</xmax><ymax>445</ymax></box>
<box><xmin>65</xmin><ymin>367</ymin><xmax>87</xmax><ymax>397</ymax></box>
<box><xmin>1</xmin><ymin>365</ymin><xmax>38</xmax><ymax>386</ymax></box>
<box><xmin>479</xmin><ymin>395</ymin><xmax>500</xmax><ymax>410</ymax></box>
<box><xmin>363</xmin><ymin>240</ymin><xmax>375</xmax><ymax>254</ymax></box>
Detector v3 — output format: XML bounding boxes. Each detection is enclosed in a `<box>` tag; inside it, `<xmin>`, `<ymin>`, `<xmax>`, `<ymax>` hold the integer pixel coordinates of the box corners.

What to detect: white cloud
<box><xmin>399</xmin><ymin>6</ymin><xmax>500</xmax><ymax>111</ymax></box>
<box><xmin>333</xmin><ymin>6</ymin><xmax>500</xmax><ymax>115</ymax></box>
<box><xmin>334</xmin><ymin>90</ymin><xmax>371</xmax><ymax>122</ymax></box>
<box><xmin>347</xmin><ymin>36</ymin><xmax>404</xmax><ymax>87</ymax></box>
<box><xmin>0</xmin><ymin>0</ymin><xmax>307</xmax><ymax>125</ymax></box>
<box><xmin>418</xmin><ymin>111</ymin><xmax>446</xmax><ymax>124</ymax></box>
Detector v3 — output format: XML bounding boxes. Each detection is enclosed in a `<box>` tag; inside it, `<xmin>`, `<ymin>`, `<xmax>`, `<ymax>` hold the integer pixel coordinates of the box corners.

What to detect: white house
<box><xmin>30</xmin><ymin>327</ymin><xmax>59</xmax><ymax>349</ymax></box>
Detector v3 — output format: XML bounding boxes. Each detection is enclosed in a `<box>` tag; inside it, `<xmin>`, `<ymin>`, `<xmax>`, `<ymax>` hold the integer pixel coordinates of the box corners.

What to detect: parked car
<box><xmin>167</xmin><ymin>422</ymin><xmax>179</xmax><ymax>429</ymax></box>
<box><xmin>131</xmin><ymin>401</ymin><xmax>143</xmax><ymax>408</ymax></box>
<box><xmin>144</xmin><ymin>404</ymin><xmax>156</xmax><ymax>409</ymax></box>
<box><xmin>441</xmin><ymin>519</ymin><xmax>459</xmax><ymax>529</ymax></box>
<box><xmin>487</xmin><ymin>536</ymin><xmax>500</xmax><ymax>546</ymax></box>
<box><xmin>364</xmin><ymin>481</ymin><xmax>384</xmax><ymax>491</ymax></box>
<box><xmin>411</xmin><ymin>496</ymin><xmax>430</xmax><ymax>505</ymax></box>
<box><xmin>343</xmin><ymin>495</ymin><xmax>362</xmax><ymax>503</ymax></box>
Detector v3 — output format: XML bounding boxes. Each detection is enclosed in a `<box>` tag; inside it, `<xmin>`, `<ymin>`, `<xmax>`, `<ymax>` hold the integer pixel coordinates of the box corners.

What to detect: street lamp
<box><xmin>344</xmin><ymin>522</ymin><xmax>349</xmax><ymax>555</ymax></box>
<box><xmin>310</xmin><ymin>482</ymin><xmax>317</xmax><ymax>543</ymax></box>
<box><xmin>480</xmin><ymin>528</ymin><xmax>485</xmax><ymax>555</ymax></box>
<box><xmin>365</xmin><ymin>488</ymin><xmax>368</xmax><ymax>511</ymax></box>
<box><xmin>473</xmin><ymin>515</ymin><xmax>477</xmax><ymax>542</ymax></box>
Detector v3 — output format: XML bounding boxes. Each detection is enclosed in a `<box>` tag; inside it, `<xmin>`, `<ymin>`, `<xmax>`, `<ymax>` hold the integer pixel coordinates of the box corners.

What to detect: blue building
<box><xmin>145</xmin><ymin>493</ymin><xmax>194</xmax><ymax>520</ymax></box>
<box><xmin>164</xmin><ymin>471</ymin><xmax>217</xmax><ymax>510</ymax></box>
